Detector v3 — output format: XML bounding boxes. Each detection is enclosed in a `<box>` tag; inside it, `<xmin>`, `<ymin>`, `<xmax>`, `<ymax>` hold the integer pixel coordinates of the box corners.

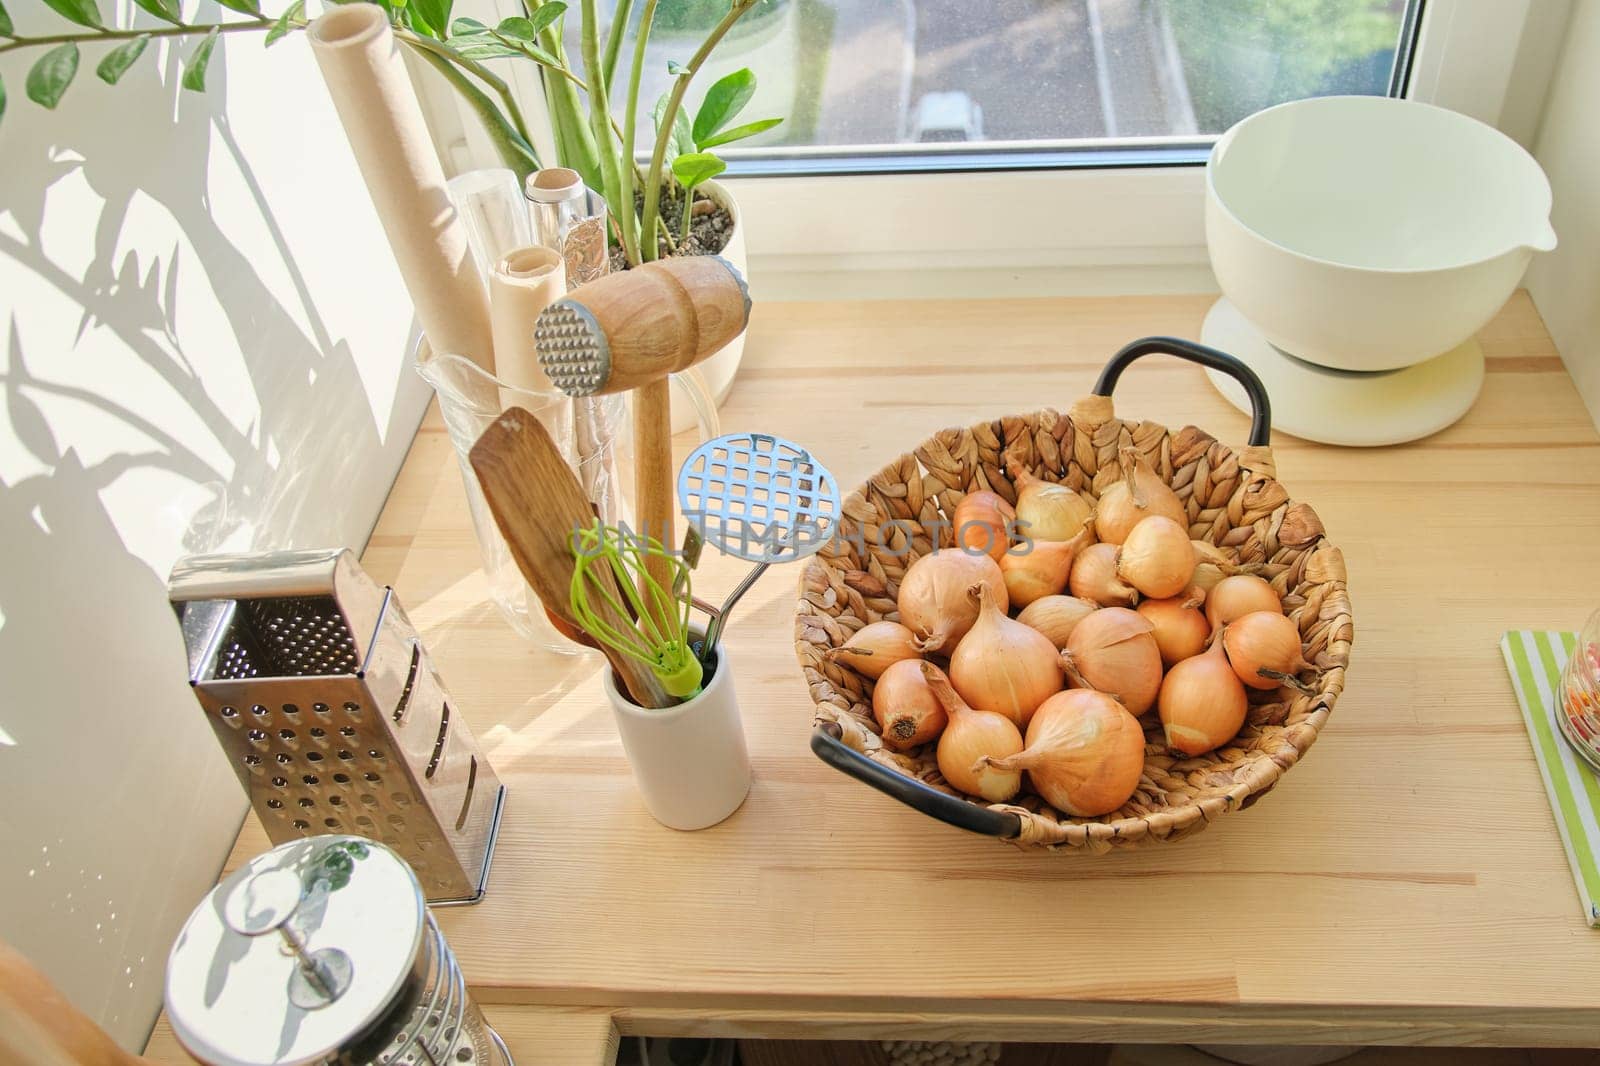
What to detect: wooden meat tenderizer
<box><xmin>535</xmin><ymin>255</ymin><xmax>750</xmax><ymax>618</ymax></box>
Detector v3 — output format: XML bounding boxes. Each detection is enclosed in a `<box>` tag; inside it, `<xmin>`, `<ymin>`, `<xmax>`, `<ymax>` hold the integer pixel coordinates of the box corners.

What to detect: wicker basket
<box><xmin>793</xmin><ymin>339</ymin><xmax>1353</xmax><ymax>851</ymax></box>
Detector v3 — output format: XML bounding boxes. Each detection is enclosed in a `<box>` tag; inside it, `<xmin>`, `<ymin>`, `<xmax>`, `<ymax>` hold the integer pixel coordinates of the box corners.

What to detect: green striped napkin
<box><xmin>1502</xmin><ymin>630</ymin><xmax>1600</xmax><ymax>926</ymax></box>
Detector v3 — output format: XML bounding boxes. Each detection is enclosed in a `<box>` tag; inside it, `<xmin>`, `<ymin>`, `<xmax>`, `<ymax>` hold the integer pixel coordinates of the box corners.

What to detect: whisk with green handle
<box><xmin>569</xmin><ymin>521</ymin><xmax>703</xmax><ymax>702</ymax></box>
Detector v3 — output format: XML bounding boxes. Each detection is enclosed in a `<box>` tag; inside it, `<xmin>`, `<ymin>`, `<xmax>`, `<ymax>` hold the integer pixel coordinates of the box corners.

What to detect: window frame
<box><xmin>425</xmin><ymin>0</ymin><xmax>1558</xmax><ymax>296</ymax></box>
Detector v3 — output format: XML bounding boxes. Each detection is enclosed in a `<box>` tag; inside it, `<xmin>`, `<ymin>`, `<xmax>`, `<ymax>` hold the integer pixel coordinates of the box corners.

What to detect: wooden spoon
<box><xmin>469</xmin><ymin>406</ymin><xmax>669</xmax><ymax>709</ymax></box>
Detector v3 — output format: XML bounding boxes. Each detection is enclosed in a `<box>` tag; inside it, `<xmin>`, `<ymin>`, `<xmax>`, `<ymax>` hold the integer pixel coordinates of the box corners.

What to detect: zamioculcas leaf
<box><xmin>130</xmin><ymin>0</ymin><xmax>180</xmax><ymax>25</ymax></box>
<box><xmin>692</xmin><ymin>67</ymin><xmax>754</xmax><ymax>145</ymax></box>
<box><xmin>496</xmin><ymin>16</ymin><xmax>536</xmax><ymax>38</ymax></box>
<box><xmin>697</xmin><ymin>116</ymin><xmax>781</xmax><ymax>150</ymax></box>
<box><xmin>652</xmin><ymin>91</ymin><xmax>693</xmax><ymax>162</ymax></box>
<box><xmin>96</xmin><ymin>34</ymin><xmax>149</xmax><ymax>84</ymax></box>
<box><xmin>410</xmin><ymin>0</ymin><xmax>451</xmax><ymax>39</ymax></box>
<box><xmin>214</xmin><ymin>0</ymin><xmax>261</xmax><ymax>13</ymax></box>
<box><xmin>0</xmin><ymin>75</ymin><xmax>8</xmax><ymax>129</ymax></box>
<box><xmin>265</xmin><ymin>0</ymin><xmax>304</xmax><ymax>46</ymax></box>
<box><xmin>527</xmin><ymin>1</ymin><xmax>564</xmax><ymax>35</ymax></box>
<box><xmin>671</xmin><ymin>151</ymin><xmax>726</xmax><ymax>190</ymax></box>
<box><xmin>181</xmin><ymin>27</ymin><xmax>219</xmax><ymax>92</ymax></box>
<box><xmin>0</xmin><ymin>0</ymin><xmax>16</xmax><ymax>36</ymax></box>
<box><xmin>42</xmin><ymin>0</ymin><xmax>102</xmax><ymax>28</ymax></box>
<box><xmin>447</xmin><ymin>35</ymin><xmax>519</xmax><ymax>60</ymax></box>
<box><xmin>666</xmin><ymin>59</ymin><xmax>686</xmax><ymax>75</ymax></box>
<box><xmin>448</xmin><ymin>15</ymin><xmax>486</xmax><ymax>35</ymax></box>
<box><xmin>26</xmin><ymin>44</ymin><xmax>79</xmax><ymax>108</ymax></box>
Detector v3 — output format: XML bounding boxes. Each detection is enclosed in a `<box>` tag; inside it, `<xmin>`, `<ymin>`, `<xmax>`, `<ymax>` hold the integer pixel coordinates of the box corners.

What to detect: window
<box><xmin>600</xmin><ymin>0</ymin><xmax>1424</xmax><ymax>174</ymax></box>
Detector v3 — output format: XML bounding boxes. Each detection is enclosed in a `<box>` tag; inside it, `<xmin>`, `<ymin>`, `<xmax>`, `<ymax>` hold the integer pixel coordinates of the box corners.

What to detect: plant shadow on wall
<box><xmin>0</xmin><ymin>3</ymin><xmax>416</xmax><ymax>1033</ymax></box>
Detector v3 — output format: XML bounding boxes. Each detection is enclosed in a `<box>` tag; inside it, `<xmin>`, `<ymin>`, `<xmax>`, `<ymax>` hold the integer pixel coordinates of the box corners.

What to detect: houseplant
<box><xmin>2</xmin><ymin>0</ymin><xmax>782</xmax><ymax>267</ymax></box>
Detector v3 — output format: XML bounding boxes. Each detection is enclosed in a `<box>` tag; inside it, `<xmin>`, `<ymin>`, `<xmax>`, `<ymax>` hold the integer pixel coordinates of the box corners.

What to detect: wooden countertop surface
<box><xmin>148</xmin><ymin>292</ymin><xmax>1600</xmax><ymax>1061</ymax></box>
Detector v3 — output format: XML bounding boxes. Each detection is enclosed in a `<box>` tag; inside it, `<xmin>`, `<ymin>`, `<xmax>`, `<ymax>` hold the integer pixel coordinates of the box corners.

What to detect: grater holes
<box><xmin>292</xmin><ymin>819</ymin><xmax>310</xmax><ymax>831</ymax></box>
<box><xmin>386</xmin><ymin>814</ymin><xmax>406</xmax><ymax>831</ymax></box>
<box><xmin>338</xmin><ymin>750</ymin><xmax>354</xmax><ymax>761</ymax></box>
<box><xmin>271</xmin><ymin>776</ymin><xmax>288</xmax><ymax>789</ymax></box>
<box><xmin>275</xmin><ymin>753</ymin><xmax>292</xmax><ymax>765</ymax></box>
<box><xmin>302</xmin><ymin>774</ymin><xmax>319</xmax><ymax>786</ymax></box>
<box><xmin>281</xmin><ymin>703</ymin><xmax>299</xmax><ymax>716</ymax></box>
<box><xmin>313</xmin><ymin>702</ymin><xmax>330</xmax><ymax>716</ymax></box>
<box><xmin>323</xmin><ymin>818</ymin><xmax>341</xmax><ymax>829</ymax></box>
<box><xmin>360</xmin><ymin>794</ymin><xmax>378</xmax><ymax>807</ymax></box>
<box><xmin>298</xmin><ymin>797</ymin><xmax>315</xmax><ymax>808</ymax></box>
<box><xmin>308</xmin><ymin>726</ymin><xmax>326</xmax><ymax>740</ymax></box>
<box><xmin>339</xmin><ymin>725</ymin><xmax>356</xmax><ymax>737</ymax></box>
<box><xmin>355</xmin><ymin>814</ymin><xmax>374</xmax><ymax>828</ymax></box>
<box><xmin>364</xmin><ymin>771</ymin><xmax>381</xmax><ymax>782</ymax></box>
<box><xmin>333</xmin><ymin>772</ymin><xmax>351</xmax><ymax>784</ymax></box>
<box><xmin>242</xmin><ymin>754</ymin><xmax>263</xmax><ymax>773</ymax></box>
<box><xmin>278</xmin><ymin>728</ymin><xmax>296</xmax><ymax>742</ymax></box>
<box><xmin>368</xmin><ymin>750</ymin><xmax>384</xmax><ymax>761</ymax></box>
<box><xmin>306</xmin><ymin>752</ymin><xmax>323</xmax><ymax>763</ymax></box>
<box><xmin>391</xmin><ymin>792</ymin><xmax>411</xmax><ymax>807</ymax></box>
<box><xmin>218</xmin><ymin>705</ymin><xmax>240</xmax><ymax>725</ymax></box>
<box><xmin>266</xmin><ymin>799</ymin><xmax>283</xmax><ymax>810</ymax></box>
<box><xmin>328</xmin><ymin>795</ymin><xmax>343</xmax><ymax>806</ymax></box>
<box><xmin>344</xmin><ymin>701</ymin><xmax>362</xmax><ymax>719</ymax></box>
<box><xmin>247</xmin><ymin>729</ymin><xmax>268</xmax><ymax>745</ymax></box>
<box><xmin>251</xmin><ymin>704</ymin><xmax>269</xmax><ymax>718</ymax></box>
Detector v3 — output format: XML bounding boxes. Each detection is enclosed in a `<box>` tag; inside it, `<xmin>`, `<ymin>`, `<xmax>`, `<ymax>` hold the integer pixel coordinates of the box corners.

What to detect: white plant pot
<box><xmin>670</xmin><ymin>179</ymin><xmax>747</xmax><ymax>434</ymax></box>
<box><xmin>601</xmin><ymin>644</ymin><xmax>751</xmax><ymax>831</ymax></box>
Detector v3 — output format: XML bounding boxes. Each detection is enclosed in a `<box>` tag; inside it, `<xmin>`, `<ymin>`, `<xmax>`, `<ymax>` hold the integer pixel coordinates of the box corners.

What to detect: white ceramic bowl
<box><xmin>1206</xmin><ymin>96</ymin><xmax>1556</xmax><ymax>372</ymax></box>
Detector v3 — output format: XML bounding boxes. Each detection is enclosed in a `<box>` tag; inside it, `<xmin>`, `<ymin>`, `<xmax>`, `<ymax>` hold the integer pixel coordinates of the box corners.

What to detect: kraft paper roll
<box><xmin>308</xmin><ymin>5</ymin><xmax>496</xmax><ymax>374</ymax></box>
<box><xmin>489</xmin><ymin>246</ymin><xmax>565</xmax><ymax>395</ymax></box>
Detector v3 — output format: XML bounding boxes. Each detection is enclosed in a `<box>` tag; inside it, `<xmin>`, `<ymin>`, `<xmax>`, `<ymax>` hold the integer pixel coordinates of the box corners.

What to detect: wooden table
<box><xmin>148</xmin><ymin>293</ymin><xmax>1600</xmax><ymax>1063</ymax></box>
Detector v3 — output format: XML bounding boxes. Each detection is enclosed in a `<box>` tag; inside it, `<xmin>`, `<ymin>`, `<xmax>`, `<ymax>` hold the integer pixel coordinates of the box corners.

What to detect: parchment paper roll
<box><xmin>309</xmin><ymin>5</ymin><xmax>496</xmax><ymax>374</ymax></box>
<box><xmin>489</xmin><ymin>246</ymin><xmax>564</xmax><ymax>395</ymax></box>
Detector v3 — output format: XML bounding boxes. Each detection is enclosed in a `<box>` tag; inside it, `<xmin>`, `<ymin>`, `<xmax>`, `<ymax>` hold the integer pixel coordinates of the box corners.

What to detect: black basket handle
<box><xmin>1092</xmin><ymin>337</ymin><xmax>1272</xmax><ymax>448</ymax></box>
<box><xmin>810</xmin><ymin>723</ymin><xmax>1022</xmax><ymax>839</ymax></box>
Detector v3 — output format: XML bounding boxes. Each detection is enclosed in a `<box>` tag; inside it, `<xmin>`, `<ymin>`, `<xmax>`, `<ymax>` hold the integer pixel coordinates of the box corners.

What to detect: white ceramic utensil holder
<box><xmin>602</xmin><ymin>645</ymin><xmax>751</xmax><ymax>830</ymax></box>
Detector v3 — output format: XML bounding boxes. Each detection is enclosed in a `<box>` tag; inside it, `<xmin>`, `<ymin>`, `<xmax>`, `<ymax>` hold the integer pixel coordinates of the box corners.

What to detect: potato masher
<box><xmin>677</xmin><ymin>433</ymin><xmax>839</xmax><ymax>661</ymax></box>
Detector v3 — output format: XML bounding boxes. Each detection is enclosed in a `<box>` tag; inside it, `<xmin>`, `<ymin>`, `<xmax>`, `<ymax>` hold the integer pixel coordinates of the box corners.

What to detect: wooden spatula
<box><xmin>470</xmin><ymin>406</ymin><xmax>669</xmax><ymax>709</ymax></box>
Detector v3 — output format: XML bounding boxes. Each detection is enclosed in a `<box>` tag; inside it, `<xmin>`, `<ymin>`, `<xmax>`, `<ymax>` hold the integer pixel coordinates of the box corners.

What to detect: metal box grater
<box><xmin>169</xmin><ymin>548</ymin><xmax>505</xmax><ymax>905</ymax></box>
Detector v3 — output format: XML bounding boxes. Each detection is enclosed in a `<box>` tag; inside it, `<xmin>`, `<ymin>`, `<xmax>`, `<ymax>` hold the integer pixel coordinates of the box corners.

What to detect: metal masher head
<box><xmin>677</xmin><ymin>433</ymin><xmax>840</xmax><ymax>564</ymax></box>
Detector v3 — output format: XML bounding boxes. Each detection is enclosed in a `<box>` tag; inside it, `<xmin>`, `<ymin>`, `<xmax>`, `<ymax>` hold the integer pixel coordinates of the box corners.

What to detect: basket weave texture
<box><xmin>793</xmin><ymin>394</ymin><xmax>1353</xmax><ymax>851</ymax></box>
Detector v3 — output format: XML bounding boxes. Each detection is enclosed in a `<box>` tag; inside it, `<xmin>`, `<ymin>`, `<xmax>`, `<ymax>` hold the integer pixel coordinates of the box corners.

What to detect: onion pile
<box><xmin>824</xmin><ymin>466</ymin><xmax>1319</xmax><ymax>818</ymax></box>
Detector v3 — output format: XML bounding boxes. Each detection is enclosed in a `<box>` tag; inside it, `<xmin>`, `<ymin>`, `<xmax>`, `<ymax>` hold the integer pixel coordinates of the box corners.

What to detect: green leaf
<box><xmin>41</xmin><ymin>0</ymin><xmax>102</xmax><ymax>28</ymax></box>
<box><xmin>26</xmin><ymin>44</ymin><xmax>79</xmax><ymax>108</ymax></box>
<box><xmin>181</xmin><ymin>27</ymin><xmax>218</xmax><ymax>92</ymax></box>
<box><xmin>96</xmin><ymin>34</ymin><xmax>149</xmax><ymax>84</ymax></box>
<box><xmin>691</xmin><ymin>67</ymin><xmax>754</xmax><ymax>145</ymax></box>
<box><xmin>130</xmin><ymin>0</ymin><xmax>180</xmax><ymax>25</ymax></box>
<box><xmin>496</xmin><ymin>15</ymin><xmax>536</xmax><ymax>38</ymax></box>
<box><xmin>410</xmin><ymin>0</ymin><xmax>451</xmax><ymax>39</ymax></box>
<box><xmin>448</xmin><ymin>15</ymin><xmax>486</xmax><ymax>35</ymax></box>
<box><xmin>214</xmin><ymin>0</ymin><xmax>260</xmax><ymax>13</ymax></box>
<box><xmin>666</xmin><ymin>58</ymin><xmax>687</xmax><ymax>75</ymax></box>
<box><xmin>265</xmin><ymin>0</ymin><xmax>304</xmax><ymax>46</ymax></box>
<box><xmin>527</xmin><ymin>1</ymin><xmax>564</xmax><ymax>36</ymax></box>
<box><xmin>697</xmin><ymin>116</ymin><xmax>781</xmax><ymax>150</ymax></box>
<box><xmin>671</xmin><ymin>151</ymin><xmax>726</xmax><ymax>190</ymax></box>
<box><xmin>447</xmin><ymin>34</ymin><xmax>520</xmax><ymax>60</ymax></box>
<box><xmin>652</xmin><ymin>91</ymin><xmax>693</xmax><ymax>163</ymax></box>
<box><xmin>0</xmin><ymin>75</ymin><xmax>7</xmax><ymax>129</ymax></box>
<box><xmin>0</xmin><ymin>0</ymin><xmax>16</xmax><ymax>36</ymax></box>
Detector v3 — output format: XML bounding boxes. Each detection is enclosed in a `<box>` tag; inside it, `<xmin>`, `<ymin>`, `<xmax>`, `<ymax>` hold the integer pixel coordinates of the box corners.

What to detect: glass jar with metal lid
<box><xmin>164</xmin><ymin>836</ymin><xmax>512</xmax><ymax>1066</ymax></box>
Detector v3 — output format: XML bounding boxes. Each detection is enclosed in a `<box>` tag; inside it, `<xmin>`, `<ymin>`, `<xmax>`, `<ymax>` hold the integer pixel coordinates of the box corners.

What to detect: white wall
<box><xmin>1526</xmin><ymin>0</ymin><xmax>1600</xmax><ymax>428</ymax></box>
<box><xmin>0</xmin><ymin>2</ymin><xmax>430</xmax><ymax>1050</ymax></box>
